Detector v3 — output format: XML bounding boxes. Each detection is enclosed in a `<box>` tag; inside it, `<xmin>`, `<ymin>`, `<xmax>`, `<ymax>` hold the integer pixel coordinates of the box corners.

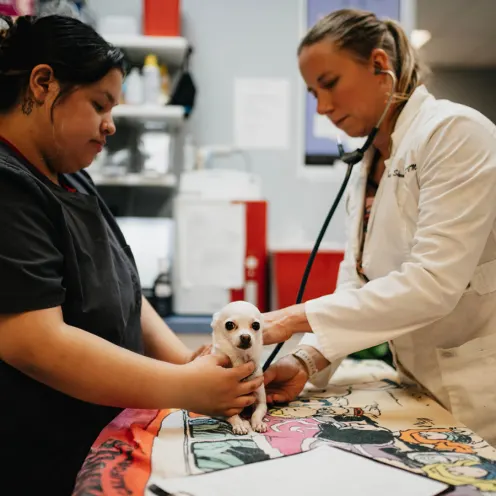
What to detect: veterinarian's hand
<box><xmin>264</xmin><ymin>354</ymin><xmax>308</xmax><ymax>404</ymax></box>
<box><xmin>262</xmin><ymin>304</ymin><xmax>311</xmax><ymax>345</ymax></box>
<box><xmin>180</xmin><ymin>354</ymin><xmax>263</xmax><ymax>417</ymax></box>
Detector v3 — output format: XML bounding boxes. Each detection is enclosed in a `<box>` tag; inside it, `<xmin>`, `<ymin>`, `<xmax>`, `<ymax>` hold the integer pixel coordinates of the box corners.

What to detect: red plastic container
<box><xmin>272</xmin><ymin>250</ymin><xmax>344</xmax><ymax>309</ymax></box>
<box><xmin>143</xmin><ymin>0</ymin><xmax>181</xmax><ymax>36</ymax></box>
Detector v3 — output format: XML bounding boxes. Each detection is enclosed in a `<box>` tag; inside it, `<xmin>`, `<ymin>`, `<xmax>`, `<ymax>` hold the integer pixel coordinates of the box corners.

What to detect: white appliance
<box><xmin>173</xmin><ymin>168</ymin><xmax>265</xmax><ymax>315</ymax></box>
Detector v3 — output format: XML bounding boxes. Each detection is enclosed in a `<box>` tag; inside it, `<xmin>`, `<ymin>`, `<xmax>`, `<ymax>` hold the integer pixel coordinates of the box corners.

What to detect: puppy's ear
<box><xmin>210</xmin><ymin>312</ymin><xmax>220</xmax><ymax>329</ymax></box>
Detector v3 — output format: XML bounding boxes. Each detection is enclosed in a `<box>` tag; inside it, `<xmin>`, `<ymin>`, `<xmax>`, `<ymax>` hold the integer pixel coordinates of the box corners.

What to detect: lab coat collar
<box><xmin>391</xmin><ymin>85</ymin><xmax>433</xmax><ymax>152</ymax></box>
<box><xmin>360</xmin><ymin>85</ymin><xmax>432</xmax><ymax>174</ymax></box>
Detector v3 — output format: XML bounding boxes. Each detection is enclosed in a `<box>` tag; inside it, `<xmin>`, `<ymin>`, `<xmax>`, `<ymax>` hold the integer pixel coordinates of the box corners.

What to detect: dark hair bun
<box><xmin>0</xmin><ymin>16</ymin><xmax>35</xmax><ymax>71</ymax></box>
<box><xmin>12</xmin><ymin>15</ymin><xmax>35</xmax><ymax>36</ymax></box>
<box><xmin>0</xmin><ymin>15</ymin><xmax>35</xmax><ymax>41</ymax></box>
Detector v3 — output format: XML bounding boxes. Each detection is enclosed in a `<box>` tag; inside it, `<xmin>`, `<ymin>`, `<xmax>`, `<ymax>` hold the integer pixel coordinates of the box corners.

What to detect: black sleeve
<box><xmin>0</xmin><ymin>165</ymin><xmax>66</xmax><ymax>313</ymax></box>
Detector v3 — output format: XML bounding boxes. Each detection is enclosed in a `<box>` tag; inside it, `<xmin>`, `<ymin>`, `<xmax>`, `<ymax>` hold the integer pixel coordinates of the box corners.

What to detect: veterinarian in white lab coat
<box><xmin>263</xmin><ymin>8</ymin><xmax>496</xmax><ymax>446</ymax></box>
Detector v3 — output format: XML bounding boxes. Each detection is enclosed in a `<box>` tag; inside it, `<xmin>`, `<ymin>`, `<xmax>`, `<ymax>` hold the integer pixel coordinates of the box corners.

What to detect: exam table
<box><xmin>72</xmin><ymin>359</ymin><xmax>496</xmax><ymax>495</ymax></box>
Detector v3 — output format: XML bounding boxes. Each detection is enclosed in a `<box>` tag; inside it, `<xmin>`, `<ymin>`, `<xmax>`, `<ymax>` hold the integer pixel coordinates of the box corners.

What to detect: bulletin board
<box><xmin>302</xmin><ymin>0</ymin><xmax>401</xmax><ymax>167</ymax></box>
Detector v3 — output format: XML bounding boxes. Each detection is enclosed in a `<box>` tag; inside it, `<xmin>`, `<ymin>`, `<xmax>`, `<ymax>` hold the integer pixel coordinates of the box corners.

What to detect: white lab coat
<box><xmin>300</xmin><ymin>85</ymin><xmax>496</xmax><ymax>446</ymax></box>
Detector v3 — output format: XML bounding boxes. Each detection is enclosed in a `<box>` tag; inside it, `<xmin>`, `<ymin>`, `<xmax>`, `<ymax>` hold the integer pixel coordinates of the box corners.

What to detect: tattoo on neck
<box><xmin>21</xmin><ymin>97</ymin><xmax>34</xmax><ymax>115</ymax></box>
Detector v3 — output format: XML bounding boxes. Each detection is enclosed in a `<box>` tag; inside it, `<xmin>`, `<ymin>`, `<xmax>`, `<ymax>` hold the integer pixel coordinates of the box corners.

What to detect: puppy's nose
<box><xmin>238</xmin><ymin>334</ymin><xmax>252</xmax><ymax>349</ymax></box>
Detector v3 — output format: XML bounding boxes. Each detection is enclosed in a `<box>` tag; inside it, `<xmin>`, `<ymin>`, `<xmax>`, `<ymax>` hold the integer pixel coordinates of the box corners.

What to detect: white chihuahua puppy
<box><xmin>211</xmin><ymin>300</ymin><xmax>267</xmax><ymax>435</ymax></box>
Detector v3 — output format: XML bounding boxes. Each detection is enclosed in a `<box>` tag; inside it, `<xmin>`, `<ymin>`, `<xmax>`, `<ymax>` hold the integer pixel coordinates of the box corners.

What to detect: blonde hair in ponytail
<box><xmin>382</xmin><ymin>18</ymin><xmax>428</xmax><ymax>104</ymax></box>
<box><xmin>298</xmin><ymin>9</ymin><xmax>429</xmax><ymax>107</ymax></box>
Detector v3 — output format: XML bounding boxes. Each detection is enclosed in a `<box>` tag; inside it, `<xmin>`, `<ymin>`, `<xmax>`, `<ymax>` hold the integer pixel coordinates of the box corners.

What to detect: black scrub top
<box><xmin>0</xmin><ymin>140</ymin><xmax>144</xmax><ymax>495</ymax></box>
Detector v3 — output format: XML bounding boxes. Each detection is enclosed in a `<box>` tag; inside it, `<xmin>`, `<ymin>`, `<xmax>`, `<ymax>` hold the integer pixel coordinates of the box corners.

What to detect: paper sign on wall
<box><xmin>178</xmin><ymin>201</ymin><xmax>246</xmax><ymax>289</ymax></box>
<box><xmin>234</xmin><ymin>78</ymin><xmax>290</xmax><ymax>150</ymax></box>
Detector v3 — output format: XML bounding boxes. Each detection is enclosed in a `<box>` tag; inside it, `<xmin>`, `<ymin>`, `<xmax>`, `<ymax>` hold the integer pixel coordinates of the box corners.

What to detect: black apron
<box><xmin>0</xmin><ymin>142</ymin><xmax>144</xmax><ymax>495</ymax></box>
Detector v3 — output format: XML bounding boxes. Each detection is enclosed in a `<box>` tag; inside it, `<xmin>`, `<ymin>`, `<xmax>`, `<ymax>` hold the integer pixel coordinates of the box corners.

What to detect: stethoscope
<box><xmin>263</xmin><ymin>68</ymin><xmax>397</xmax><ymax>372</ymax></box>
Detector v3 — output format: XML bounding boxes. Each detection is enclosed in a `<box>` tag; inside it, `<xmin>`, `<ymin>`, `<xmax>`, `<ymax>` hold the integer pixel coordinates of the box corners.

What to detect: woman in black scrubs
<box><xmin>0</xmin><ymin>15</ymin><xmax>262</xmax><ymax>495</ymax></box>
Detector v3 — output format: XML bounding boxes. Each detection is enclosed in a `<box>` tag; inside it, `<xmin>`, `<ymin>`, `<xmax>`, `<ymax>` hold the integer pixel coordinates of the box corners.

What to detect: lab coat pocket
<box><xmin>436</xmin><ymin>333</ymin><xmax>496</xmax><ymax>440</ymax></box>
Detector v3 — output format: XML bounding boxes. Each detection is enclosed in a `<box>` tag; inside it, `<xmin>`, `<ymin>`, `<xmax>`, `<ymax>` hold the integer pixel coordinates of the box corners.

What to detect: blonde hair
<box><xmin>298</xmin><ymin>9</ymin><xmax>428</xmax><ymax>107</ymax></box>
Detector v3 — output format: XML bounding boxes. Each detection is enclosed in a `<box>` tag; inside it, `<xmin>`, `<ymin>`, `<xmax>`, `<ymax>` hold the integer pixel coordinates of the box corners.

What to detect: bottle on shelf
<box><xmin>153</xmin><ymin>257</ymin><xmax>173</xmax><ymax>317</ymax></box>
<box><xmin>125</xmin><ymin>67</ymin><xmax>144</xmax><ymax>105</ymax></box>
<box><xmin>159</xmin><ymin>63</ymin><xmax>171</xmax><ymax>105</ymax></box>
<box><xmin>143</xmin><ymin>53</ymin><xmax>161</xmax><ymax>106</ymax></box>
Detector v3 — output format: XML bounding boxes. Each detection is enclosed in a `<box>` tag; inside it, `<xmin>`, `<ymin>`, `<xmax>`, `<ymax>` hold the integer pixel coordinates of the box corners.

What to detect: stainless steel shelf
<box><xmin>111</xmin><ymin>105</ymin><xmax>185</xmax><ymax>127</ymax></box>
<box><xmin>105</xmin><ymin>35</ymin><xmax>189</xmax><ymax>67</ymax></box>
<box><xmin>90</xmin><ymin>173</ymin><xmax>177</xmax><ymax>187</ymax></box>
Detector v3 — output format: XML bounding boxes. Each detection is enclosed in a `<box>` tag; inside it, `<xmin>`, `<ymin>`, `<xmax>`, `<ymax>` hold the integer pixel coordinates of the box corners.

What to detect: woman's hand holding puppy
<box><xmin>178</xmin><ymin>353</ymin><xmax>263</xmax><ymax>417</ymax></box>
<box><xmin>187</xmin><ymin>344</ymin><xmax>213</xmax><ymax>362</ymax></box>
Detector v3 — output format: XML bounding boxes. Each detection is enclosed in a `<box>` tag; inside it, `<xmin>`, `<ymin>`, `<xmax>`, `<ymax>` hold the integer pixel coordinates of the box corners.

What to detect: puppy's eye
<box><xmin>225</xmin><ymin>321</ymin><xmax>236</xmax><ymax>331</ymax></box>
<box><xmin>252</xmin><ymin>321</ymin><xmax>260</xmax><ymax>331</ymax></box>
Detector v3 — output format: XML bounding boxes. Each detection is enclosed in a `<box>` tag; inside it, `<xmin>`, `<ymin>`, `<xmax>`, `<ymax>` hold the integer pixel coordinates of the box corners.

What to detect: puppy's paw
<box><xmin>251</xmin><ymin>419</ymin><xmax>267</xmax><ymax>433</ymax></box>
<box><xmin>250</xmin><ymin>402</ymin><xmax>267</xmax><ymax>433</ymax></box>
<box><xmin>229</xmin><ymin>417</ymin><xmax>251</xmax><ymax>435</ymax></box>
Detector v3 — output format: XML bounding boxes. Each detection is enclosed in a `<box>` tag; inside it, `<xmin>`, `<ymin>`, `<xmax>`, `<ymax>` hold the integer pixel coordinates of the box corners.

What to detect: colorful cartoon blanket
<box><xmin>73</xmin><ymin>359</ymin><xmax>496</xmax><ymax>495</ymax></box>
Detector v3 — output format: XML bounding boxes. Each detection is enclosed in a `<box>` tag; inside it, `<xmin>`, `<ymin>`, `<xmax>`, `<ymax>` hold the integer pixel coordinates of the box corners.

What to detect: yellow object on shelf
<box><xmin>144</xmin><ymin>53</ymin><xmax>159</xmax><ymax>67</ymax></box>
<box><xmin>160</xmin><ymin>64</ymin><xmax>171</xmax><ymax>105</ymax></box>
